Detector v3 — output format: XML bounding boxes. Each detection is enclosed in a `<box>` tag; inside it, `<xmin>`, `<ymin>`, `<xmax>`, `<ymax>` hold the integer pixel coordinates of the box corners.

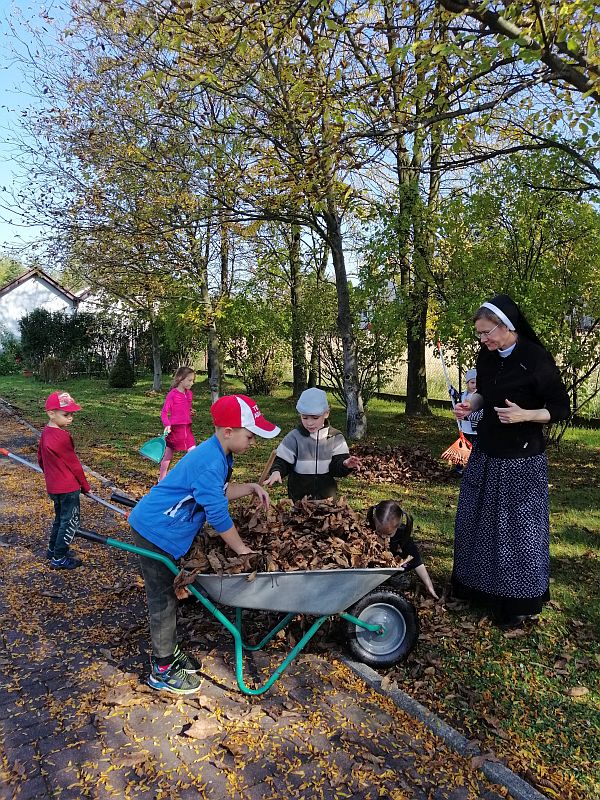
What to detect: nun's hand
<box><xmin>494</xmin><ymin>399</ymin><xmax>527</xmax><ymax>423</ymax></box>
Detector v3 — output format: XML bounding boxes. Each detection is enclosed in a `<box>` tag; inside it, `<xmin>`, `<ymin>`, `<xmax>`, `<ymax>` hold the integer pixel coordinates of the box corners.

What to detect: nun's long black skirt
<box><xmin>451</xmin><ymin>445</ymin><xmax>550</xmax><ymax>620</ymax></box>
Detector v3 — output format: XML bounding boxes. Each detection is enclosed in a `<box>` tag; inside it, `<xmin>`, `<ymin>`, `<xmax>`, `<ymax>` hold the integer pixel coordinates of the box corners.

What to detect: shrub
<box><xmin>0</xmin><ymin>331</ymin><xmax>23</xmax><ymax>376</ymax></box>
<box><xmin>39</xmin><ymin>356</ymin><xmax>68</xmax><ymax>383</ymax></box>
<box><xmin>108</xmin><ymin>343</ymin><xmax>135</xmax><ymax>388</ymax></box>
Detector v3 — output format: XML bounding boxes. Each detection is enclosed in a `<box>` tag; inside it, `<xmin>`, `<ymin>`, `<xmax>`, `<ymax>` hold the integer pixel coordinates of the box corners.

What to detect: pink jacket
<box><xmin>161</xmin><ymin>388</ymin><xmax>193</xmax><ymax>426</ymax></box>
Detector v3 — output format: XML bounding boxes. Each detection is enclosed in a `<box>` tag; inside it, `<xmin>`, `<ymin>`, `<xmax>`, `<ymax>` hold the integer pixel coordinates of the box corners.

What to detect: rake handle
<box><xmin>259</xmin><ymin>449</ymin><xmax>277</xmax><ymax>485</ymax></box>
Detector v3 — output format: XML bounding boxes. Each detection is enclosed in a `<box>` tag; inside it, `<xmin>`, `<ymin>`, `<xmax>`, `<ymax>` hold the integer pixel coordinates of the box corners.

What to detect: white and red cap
<box><xmin>210</xmin><ymin>394</ymin><xmax>280</xmax><ymax>439</ymax></box>
<box><xmin>45</xmin><ymin>391</ymin><xmax>82</xmax><ymax>412</ymax></box>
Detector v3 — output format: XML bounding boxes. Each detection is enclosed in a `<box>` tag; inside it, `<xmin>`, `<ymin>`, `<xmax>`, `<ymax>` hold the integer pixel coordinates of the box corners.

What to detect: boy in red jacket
<box><xmin>37</xmin><ymin>391</ymin><xmax>91</xmax><ymax>569</ymax></box>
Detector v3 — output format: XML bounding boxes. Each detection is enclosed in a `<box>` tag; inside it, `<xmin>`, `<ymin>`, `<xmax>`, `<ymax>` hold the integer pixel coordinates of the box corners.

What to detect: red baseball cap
<box><xmin>45</xmin><ymin>391</ymin><xmax>82</xmax><ymax>413</ymax></box>
<box><xmin>210</xmin><ymin>394</ymin><xmax>280</xmax><ymax>439</ymax></box>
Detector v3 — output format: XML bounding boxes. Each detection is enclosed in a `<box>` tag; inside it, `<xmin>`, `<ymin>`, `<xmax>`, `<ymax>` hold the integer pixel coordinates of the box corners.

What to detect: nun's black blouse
<box><xmin>475</xmin><ymin>337</ymin><xmax>570</xmax><ymax>459</ymax></box>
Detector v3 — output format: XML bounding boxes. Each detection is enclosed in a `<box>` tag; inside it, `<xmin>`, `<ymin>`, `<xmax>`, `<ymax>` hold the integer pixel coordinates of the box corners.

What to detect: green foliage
<box><xmin>108</xmin><ymin>343</ymin><xmax>135</xmax><ymax>388</ymax></box>
<box><xmin>0</xmin><ymin>256</ymin><xmax>25</xmax><ymax>285</ymax></box>
<box><xmin>19</xmin><ymin>309</ymin><xmax>92</xmax><ymax>372</ymax></box>
<box><xmin>0</xmin><ymin>331</ymin><xmax>23</xmax><ymax>376</ymax></box>
<box><xmin>38</xmin><ymin>356</ymin><xmax>67</xmax><ymax>384</ymax></box>
<box><xmin>435</xmin><ymin>151</ymin><xmax>600</xmax><ymax>424</ymax></box>
<box><xmin>220</xmin><ymin>294</ymin><xmax>288</xmax><ymax>397</ymax></box>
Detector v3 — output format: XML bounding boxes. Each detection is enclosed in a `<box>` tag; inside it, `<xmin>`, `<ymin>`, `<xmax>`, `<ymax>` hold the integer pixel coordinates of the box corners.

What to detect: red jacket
<box><xmin>37</xmin><ymin>426</ymin><xmax>91</xmax><ymax>494</ymax></box>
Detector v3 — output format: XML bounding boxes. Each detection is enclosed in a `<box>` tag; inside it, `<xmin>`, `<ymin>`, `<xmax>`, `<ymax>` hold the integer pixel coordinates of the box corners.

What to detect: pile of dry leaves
<box><xmin>352</xmin><ymin>443</ymin><xmax>451</xmax><ymax>483</ymax></box>
<box><xmin>176</xmin><ymin>497</ymin><xmax>408</xmax><ymax>591</ymax></box>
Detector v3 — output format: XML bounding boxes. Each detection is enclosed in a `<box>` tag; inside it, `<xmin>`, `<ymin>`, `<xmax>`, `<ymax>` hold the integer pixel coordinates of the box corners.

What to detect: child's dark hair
<box><xmin>171</xmin><ymin>366</ymin><xmax>195</xmax><ymax>389</ymax></box>
<box><xmin>367</xmin><ymin>500</ymin><xmax>414</xmax><ymax>547</ymax></box>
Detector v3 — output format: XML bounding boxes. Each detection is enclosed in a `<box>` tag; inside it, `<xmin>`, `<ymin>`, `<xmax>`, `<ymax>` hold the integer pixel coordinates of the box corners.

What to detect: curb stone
<box><xmin>342</xmin><ymin>658</ymin><xmax>550</xmax><ymax>800</ymax></box>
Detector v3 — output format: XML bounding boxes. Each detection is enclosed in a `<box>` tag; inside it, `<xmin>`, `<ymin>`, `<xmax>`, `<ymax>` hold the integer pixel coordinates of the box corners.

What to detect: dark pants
<box><xmin>48</xmin><ymin>491</ymin><xmax>80</xmax><ymax>559</ymax></box>
<box><xmin>131</xmin><ymin>529</ymin><xmax>179</xmax><ymax>660</ymax></box>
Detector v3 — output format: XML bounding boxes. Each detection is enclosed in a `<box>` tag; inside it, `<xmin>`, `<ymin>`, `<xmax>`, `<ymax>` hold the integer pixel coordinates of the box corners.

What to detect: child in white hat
<box><xmin>450</xmin><ymin>368</ymin><xmax>482</xmax><ymax>476</ymax></box>
<box><xmin>458</xmin><ymin>369</ymin><xmax>481</xmax><ymax>438</ymax></box>
<box><xmin>263</xmin><ymin>388</ymin><xmax>360</xmax><ymax>501</ymax></box>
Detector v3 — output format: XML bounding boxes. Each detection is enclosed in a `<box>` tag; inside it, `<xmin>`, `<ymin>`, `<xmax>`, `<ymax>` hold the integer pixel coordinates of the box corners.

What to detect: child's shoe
<box><xmin>50</xmin><ymin>555</ymin><xmax>83</xmax><ymax>570</ymax></box>
<box><xmin>147</xmin><ymin>658</ymin><xmax>202</xmax><ymax>695</ymax></box>
<box><xmin>46</xmin><ymin>548</ymin><xmax>76</xmax><ymax>560</ymax></box>
<box><xmin>171</xmin><ymin>644</ymin><xmax>202</xmax><ymax>673</ymax></box>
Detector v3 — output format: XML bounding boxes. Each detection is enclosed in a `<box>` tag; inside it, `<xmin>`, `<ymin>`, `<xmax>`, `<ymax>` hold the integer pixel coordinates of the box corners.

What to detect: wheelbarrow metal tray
<box><xmin>194</xmin><ymin>568</ymin><xmax>400</xmax><ymax>615</ymax></box>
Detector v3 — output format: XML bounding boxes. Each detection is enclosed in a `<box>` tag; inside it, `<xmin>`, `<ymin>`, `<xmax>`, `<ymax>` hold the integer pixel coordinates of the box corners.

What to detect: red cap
<box><xmin>45</xmin><ymin>391</ymin><xmax>82</xmax><ymax>413</ymax></box>
<box><xmin>210</xmin><ymin>395</ymin><xmax>280</xmax><ymax>439</ymax></box>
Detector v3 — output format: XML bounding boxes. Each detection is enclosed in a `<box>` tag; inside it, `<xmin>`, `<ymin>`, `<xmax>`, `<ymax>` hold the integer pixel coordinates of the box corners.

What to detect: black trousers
<box><xmin>48</xmin><ymin>490</ymin><xmax>80</xmax><ymax>559</ymax></box>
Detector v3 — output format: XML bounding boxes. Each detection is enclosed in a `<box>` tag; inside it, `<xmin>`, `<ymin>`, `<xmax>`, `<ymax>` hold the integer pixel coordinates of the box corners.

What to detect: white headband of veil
<box><xmin>481</xmin><ymin>301</ymin><xmax>515</xmax><ymax>331</ymax></box>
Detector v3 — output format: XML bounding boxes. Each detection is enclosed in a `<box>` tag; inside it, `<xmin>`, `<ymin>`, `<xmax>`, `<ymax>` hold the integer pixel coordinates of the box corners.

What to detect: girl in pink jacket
<box><xmin>159</xmin><ymin>366</ymin><xmax>196</xmax><ymax>480</ymax></box>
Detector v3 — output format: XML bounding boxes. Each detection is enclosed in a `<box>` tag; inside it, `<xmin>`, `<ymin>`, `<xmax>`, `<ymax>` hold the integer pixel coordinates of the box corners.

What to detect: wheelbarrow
<box><xmin>75</xmin><ymin>527</ymin><xmax>419</xmax><ymax>696</ymax></box>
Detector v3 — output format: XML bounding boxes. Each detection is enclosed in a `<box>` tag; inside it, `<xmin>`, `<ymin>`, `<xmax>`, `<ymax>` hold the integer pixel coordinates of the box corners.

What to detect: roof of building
<box><xmin>0</xmin><ymin>268</ymin><xmax>79</xmax><ymax>303</ymax></box>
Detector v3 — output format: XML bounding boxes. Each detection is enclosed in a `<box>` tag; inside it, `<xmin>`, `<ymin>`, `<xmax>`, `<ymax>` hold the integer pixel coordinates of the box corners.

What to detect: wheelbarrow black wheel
<box><xmin>345</xmin><ymin>589</ymin><xmax>418</xmax><ymax>668</ymax></box>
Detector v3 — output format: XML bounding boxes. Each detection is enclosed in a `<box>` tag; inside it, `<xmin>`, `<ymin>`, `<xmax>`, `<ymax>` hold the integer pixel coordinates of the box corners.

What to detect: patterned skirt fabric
<box><xmin>451</xmin><ymin>445</ymin><xmax>550</xmax><ymax>618</ymax></box>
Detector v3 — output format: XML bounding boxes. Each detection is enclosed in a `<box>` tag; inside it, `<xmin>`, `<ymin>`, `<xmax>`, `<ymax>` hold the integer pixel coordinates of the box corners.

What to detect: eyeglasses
<box><xmin>475</xmin><ymin>323</ymin><xmax>501</xmax><ymax>340</ymax></box>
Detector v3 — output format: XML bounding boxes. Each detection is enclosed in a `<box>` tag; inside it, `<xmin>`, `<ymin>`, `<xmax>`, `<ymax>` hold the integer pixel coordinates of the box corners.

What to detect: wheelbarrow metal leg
<box><xmin>235</xmin><ymin>608</ymin><xmax>296</xmax><ymax>652</ymax></box>
<box><xmin>231</xmin><ymin>615</ymin><xmax>331</xmax><ymax>696</ymax></box>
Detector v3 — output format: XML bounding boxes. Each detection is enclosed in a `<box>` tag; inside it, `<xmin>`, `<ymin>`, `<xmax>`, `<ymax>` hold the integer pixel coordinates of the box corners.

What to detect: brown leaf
<box><xmin>115</xmin><ymin>750</ymin><xmax>147</xmax><ymax>768</ymax></box>
<box><xmin>104</xmin><ymin>687</ymin><xmax>145</xmax><ymax>707</ymax></box>
<box><xmin>471</xmin><ymin>751</ymin><xmax>504</xmax><ymax>769</ymax></box>
<box><xmin>566</xmin><ymin>686</ymin><xmax>589</xmax><ymax>697</ymax></box>
<box><xmin>185</xmin><ymin>716</ymin><xmax>221</xmax><ymax>739</ymax></box>
<box><xmin>195</xmin><ymin>694</ymin><xmax>219</xmax><ymax>712</ymax></box>
<box><xmin>220</xmin><ymin>734</ymin><xmax>251</xmax><ymax>755</ymax></box>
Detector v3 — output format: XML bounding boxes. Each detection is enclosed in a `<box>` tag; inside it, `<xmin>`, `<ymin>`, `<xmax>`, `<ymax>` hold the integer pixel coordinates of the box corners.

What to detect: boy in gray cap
<box><xmin>263</xmin><ymin>388</ymin><xmax>360</xmax><ymax>501</ymax></box>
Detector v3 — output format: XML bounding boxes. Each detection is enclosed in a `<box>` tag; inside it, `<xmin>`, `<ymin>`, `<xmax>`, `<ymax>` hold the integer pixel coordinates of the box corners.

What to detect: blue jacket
<box><xmin>129</xmin><ymin>434</ymin><xmax>234</xmax><ymax>558</ymax></box>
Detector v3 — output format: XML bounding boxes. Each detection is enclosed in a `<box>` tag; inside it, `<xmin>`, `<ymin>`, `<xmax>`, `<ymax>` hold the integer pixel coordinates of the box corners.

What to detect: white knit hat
<box><xmin>296</xmin><ymin>388</ymin><xmax>329</xmax><ymax>415</ymax></box>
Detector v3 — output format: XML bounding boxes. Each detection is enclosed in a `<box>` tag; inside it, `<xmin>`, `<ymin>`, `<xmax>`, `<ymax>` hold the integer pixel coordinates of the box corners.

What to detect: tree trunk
<box><xmin>307</xmin><ymin>341</ymin><xmax>319</xmax><ymax>388</ymax></box>
<box><xmin>405</xmin><ymin>279</ymin><xmax>430</xmax><ymax>415</ymax></box>
<box><xmin>207</xmin><ymin>327</ymin><xmax>221</xmax><ymax>403</ymax></box>
<box><xmin>323</xmin><ymin>205</ymin><xmax>366</xmax><ymax>439</ymax></box>
<box><xmin>289</xmin><ymin>223</ymin><xmax>307</xmax><ymax>396</ymax></box>
<box><xmin>193</xmin><ymin>223</ymin><xmax>222</xmax><ymax>401</ymax></box>
<box><xmin>150</xmin><ymin>319</ymin><xmax>162</xmax><ymax>392</ymax></box>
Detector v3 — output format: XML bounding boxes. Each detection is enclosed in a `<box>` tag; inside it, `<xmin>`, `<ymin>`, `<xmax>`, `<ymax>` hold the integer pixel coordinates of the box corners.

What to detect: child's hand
<box><xmin>250</xmin><ymin>483</ymin><xmax>270</xmax><ymax>509</ymax></box>
<box><xmin>236</xmin><ymin>545</ymin><xmax>258</xmax><ymax>556</ymax></box>
<box><xmin>262</xmin><ymin>471</ymin><xmax>282</xmax><ymax>487</ymax></box>
<box><xmin>453</xmin><ymin>401</ymin><xmax>471</xmax><ymax>420</ymax></box>
<box><xmin>344</xmin><ymin>455</ymin><xmax>361</xmax><ymax>469</ymax></box>
<box><xmin>164</xmin><ymin>426</ymin><xmax>172</xmax><ymax>434</ymax></box>
<box><xmin>426</xmin><ymin>584</ymin><xmax>440</xmax><ymax>601</ymax></box>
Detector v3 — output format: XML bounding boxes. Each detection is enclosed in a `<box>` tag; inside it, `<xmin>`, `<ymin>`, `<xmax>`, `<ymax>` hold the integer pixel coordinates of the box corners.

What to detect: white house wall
<box><xmin>0</xmin><ymin>277</ymin><xmax>76</xmax><ymax>338</ymax></box>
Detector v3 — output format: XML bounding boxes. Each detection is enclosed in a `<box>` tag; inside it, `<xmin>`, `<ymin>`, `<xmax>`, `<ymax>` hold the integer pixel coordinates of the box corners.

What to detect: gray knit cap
<box><xmin>465</xmin><ymin>368</ymin><xmax>477</xmax><ymax>382</ymax></box>
<box><xmin>296</xmin><ymin>388</ymin><xmax>329</xmax><ymax>415</ymax></box>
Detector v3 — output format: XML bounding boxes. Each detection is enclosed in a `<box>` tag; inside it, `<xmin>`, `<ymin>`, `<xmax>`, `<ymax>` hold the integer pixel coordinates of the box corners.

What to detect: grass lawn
<box><xmin>0</xmin><ymin>374</ymin><xmax>598</xmax><ymax>799</ymax></box>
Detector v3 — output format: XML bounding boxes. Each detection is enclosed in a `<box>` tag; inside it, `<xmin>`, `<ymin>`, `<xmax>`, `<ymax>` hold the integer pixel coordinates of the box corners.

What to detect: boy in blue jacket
<box><xmin>129</xmin><ymin>394</ymin><xmax>280</xmax><ymax>695</ymax></box>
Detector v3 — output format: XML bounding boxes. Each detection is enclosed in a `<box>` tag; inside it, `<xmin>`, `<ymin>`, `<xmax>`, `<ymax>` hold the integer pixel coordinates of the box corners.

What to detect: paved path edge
<box><xmin>341</xmin><ymin>658</ymin><xmax>550</xmax><ymax>800</ymax></box>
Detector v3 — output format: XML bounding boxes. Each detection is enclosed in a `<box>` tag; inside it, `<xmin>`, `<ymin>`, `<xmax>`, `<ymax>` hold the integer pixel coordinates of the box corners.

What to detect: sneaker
<box><xmin>172</xmin><ymin>644</ymin><xmax>202</xmax><ymax>674</ymax></box>
<box><xmin>50</xmin><ymin>556</ymin><xmax>83</xmax><ymax>570</ymax></box>
<box><xmin>46</xmin><ymin>548</ymin><xmax>76</xmax><ymax>560</ymax></box>
<box><xmin>147</xmin><ymin>659</ymin><xmax>202</xmax><ymax>695</ymax></box>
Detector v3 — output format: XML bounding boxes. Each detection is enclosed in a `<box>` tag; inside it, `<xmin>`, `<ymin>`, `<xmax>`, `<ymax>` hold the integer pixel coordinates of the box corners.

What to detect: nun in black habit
<box><xmin>451</xmin><ymin>294</ymin><xmax>570</xmax><ymax>628</ymax></box>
